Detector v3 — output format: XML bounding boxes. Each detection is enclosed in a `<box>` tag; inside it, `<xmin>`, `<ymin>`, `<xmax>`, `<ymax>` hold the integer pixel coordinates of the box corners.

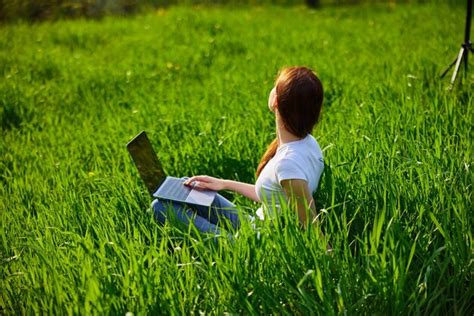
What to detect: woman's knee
<box><xmin>151</xmin><ymin>198</ymin><xmax>195</xmax><ymax>225</ymax></box>
<box><xmin>212</xmin><ymin>193</ymin><xmax>236</xmax><ymax>209</ymax></box>
<box><xmin>151</xmin><ymin>198</ymin><xmax>170</xmax><ymax>224</ymax></box>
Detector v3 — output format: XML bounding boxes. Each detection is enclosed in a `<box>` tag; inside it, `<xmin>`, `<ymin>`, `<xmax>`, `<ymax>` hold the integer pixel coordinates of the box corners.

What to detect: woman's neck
<box><xmin>275</xmin><ymin>112</ymin><xmax>304</xmax><ymax>146</ymax></box>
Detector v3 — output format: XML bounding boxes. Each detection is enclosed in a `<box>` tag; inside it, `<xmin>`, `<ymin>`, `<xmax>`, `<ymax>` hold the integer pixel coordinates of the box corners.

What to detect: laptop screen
<box><xmin>126</xmin><ymin>131</ymin><xmax>166</xmax><ymax>195</ymax></box>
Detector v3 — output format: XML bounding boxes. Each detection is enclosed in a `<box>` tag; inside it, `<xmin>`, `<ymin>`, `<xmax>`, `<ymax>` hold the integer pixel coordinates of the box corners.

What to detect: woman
<box><xmin>151</xmin><ymin>66</ymin><xmax>324</xmax><ymax>237</ymax></box>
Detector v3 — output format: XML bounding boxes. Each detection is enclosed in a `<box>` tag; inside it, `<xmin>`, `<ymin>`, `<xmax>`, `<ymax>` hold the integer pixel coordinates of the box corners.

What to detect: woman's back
<box><xmin>254</xmin><ymin>133</ymin><xmax>324</xmax><ymax>220</ymax></box>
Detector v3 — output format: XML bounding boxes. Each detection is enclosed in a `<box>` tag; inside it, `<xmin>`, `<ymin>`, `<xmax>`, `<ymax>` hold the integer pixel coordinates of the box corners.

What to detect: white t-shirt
<box><xmin>254</xmin><ymin>134</ymin><xmax>324</xmax><ymax>221</ymax></box>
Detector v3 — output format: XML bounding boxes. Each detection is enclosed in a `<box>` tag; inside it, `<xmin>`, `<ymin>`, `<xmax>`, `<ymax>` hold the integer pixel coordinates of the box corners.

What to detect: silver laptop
<box><xmin>126</xmin><ymin>131</ymin><xmax>216</xmax><ymax>207</ymax></box>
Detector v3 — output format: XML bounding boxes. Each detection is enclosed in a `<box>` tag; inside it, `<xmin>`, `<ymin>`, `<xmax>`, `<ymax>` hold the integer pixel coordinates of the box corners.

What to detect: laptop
<box><xmin>126</xmin><ymin>131</ymin><xmax>217</xmax><ymax>207</ymax></box>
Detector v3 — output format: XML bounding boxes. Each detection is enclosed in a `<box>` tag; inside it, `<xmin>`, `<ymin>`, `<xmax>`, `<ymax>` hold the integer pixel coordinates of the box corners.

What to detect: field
<box><xmin>1</xmin><ymin>2</ymin><xmax>472</xmax><ymax>314</ymax></box>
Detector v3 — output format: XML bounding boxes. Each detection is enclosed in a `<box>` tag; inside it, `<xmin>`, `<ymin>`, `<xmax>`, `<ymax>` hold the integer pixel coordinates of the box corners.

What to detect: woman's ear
<box><xmin>270</xmin><ymin>98</ymin><xmax>278</xmax><ymax>113</ymax></box>
<box><xmin>273</xmin><ymin>99</ymin><xmax>278</xmax><ymax>110</ymax></box>
<box><xmin>268</xmin><ymin>86</ymin><xmax>278</xmax><ymax>113</ymax></box>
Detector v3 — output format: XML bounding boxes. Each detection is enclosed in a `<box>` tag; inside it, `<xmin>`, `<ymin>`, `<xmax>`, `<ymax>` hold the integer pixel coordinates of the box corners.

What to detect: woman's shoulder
<box><xmin>283</xmin><ymin>134</ymin><xmax>323</xmax><ymax>158</ymax></box>
<box><xmin>307</xmin><ymin>134</ymin><xmax>323</xmax><ymax>151</ymax></box>
<box><xmin>275</xmin><ymin>137</ymin><xmax>324</xmax><ymax>177</ymax></box>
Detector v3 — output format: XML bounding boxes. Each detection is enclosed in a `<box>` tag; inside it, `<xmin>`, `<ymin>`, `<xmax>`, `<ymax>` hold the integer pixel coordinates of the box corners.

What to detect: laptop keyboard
<box><xmin>155</xmin><ymin>177</ymin><xmax>191</xmax><ymax>201</ymax></box>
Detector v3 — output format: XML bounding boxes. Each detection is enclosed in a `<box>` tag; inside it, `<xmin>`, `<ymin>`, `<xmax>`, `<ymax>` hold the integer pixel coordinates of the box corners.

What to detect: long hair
<box><xmin>256</xmin><ymin>66</ymin><xmax>324</xmax><ymax>177</ymax></box>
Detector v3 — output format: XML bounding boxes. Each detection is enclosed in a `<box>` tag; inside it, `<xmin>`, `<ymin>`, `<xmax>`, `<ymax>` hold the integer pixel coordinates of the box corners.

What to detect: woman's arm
<box><xmin>183</xmin><ymin>176</ymin><xmax>260</xmax><ymax>203</ymax></box>
<box><xmin>281</xmin><ymin>179</ymin><xmax>330</xmax><ymax>249</ymax></box>
<box><xmin>280</xmin><ymin>179</ymin><xmax>318</xmax><ymax>228</ymax></box>
<box><xmin>223</xmin><ymin>180</ymin><xmax>260</xmax><ymax>203</ymax></box>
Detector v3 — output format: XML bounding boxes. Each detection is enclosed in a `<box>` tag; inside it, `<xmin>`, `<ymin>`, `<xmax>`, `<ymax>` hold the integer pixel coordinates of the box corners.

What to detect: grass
<box><xmin>1</xmin><ymin>2</ymin><xmax>473</xmax><ymax>314</ymax></box>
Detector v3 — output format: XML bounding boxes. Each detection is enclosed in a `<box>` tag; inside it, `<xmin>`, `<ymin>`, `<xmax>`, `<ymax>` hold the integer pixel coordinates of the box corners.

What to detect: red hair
<box><xmin>256</xmin><ymin>66</ymin><xmax>323</xmax><ymax>177</ymax></box>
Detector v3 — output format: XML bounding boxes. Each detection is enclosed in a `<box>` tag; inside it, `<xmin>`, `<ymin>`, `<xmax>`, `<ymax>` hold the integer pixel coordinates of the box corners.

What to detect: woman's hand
<box><xmin>183</xmin><ymin>176</ymin><xmax>260</xmax><ymax>202</ymax></box>
<box><xmin>183</xmin><ymin>175</ymin><xmax>226</xmax><ymax>191</ymax></box>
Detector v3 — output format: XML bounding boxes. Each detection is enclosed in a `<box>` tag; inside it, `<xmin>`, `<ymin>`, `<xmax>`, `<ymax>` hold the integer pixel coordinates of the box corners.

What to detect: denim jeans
<box><xmin>151</xmin><ymin>192</ymin><xmax>245</xmax><ymax>235</ymax></box>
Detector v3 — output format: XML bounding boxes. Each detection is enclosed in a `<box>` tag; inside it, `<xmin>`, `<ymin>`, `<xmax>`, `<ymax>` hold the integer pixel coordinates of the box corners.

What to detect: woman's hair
<box><xmin>256</xmin><ymin>66</ymin><xmax>323</xmax><ymax>177</ymax></box>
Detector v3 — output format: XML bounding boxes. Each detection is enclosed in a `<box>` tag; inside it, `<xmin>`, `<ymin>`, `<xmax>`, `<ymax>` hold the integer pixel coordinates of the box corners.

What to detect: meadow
<box><xmin>1</xmin><ymin>2</ymin><xmax>472</xmax><ymax>314</ymax></box>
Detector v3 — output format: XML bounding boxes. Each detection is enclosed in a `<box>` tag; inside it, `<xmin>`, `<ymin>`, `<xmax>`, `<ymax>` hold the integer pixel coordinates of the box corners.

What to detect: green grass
<box><xmin>1</xmin><ymin>2</ymin><xmax>472</xmax><ymax>314</ymax></box>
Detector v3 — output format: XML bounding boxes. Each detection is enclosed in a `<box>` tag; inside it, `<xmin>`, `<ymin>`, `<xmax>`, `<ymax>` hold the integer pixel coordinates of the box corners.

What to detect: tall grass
<box><xmin>1</xmin><ymin>2</ymin><xmax>472</xmax><ymax>314</ymax></box>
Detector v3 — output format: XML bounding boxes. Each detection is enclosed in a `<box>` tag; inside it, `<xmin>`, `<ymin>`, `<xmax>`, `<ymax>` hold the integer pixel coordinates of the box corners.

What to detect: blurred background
<box><xmin>0</xmin><ymin>0</ymin><xmax>465</xmax><ymax>22</ymax></box>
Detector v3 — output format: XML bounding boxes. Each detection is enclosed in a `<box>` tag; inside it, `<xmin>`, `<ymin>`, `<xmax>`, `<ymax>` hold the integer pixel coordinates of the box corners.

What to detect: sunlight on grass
<box><xmin>1</xmin><ymin>2</ymin><xmax>472</xmax><ymax>314</ymax></box>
